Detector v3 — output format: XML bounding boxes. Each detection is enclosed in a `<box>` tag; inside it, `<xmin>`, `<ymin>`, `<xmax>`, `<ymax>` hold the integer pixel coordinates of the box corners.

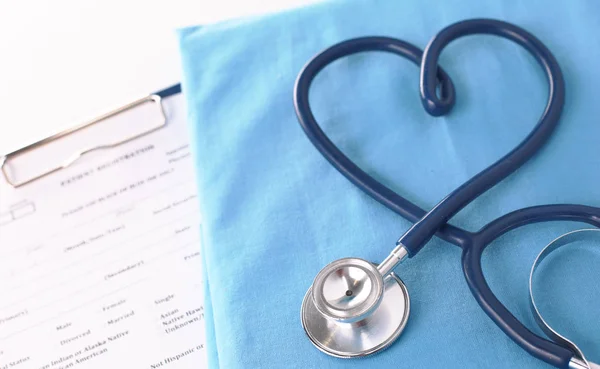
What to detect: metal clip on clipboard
<box><xmin>0</xmin><ymin>84</ymin><xmax>182</xmax><ymax>188</ymax></box>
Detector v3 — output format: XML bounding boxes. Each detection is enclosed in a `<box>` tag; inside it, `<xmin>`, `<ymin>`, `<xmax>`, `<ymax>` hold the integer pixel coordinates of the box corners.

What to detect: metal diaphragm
<box><xmin>301</xmin><ymin>257</ymin><xmax>410</xmax><ymax>358</ymax></box>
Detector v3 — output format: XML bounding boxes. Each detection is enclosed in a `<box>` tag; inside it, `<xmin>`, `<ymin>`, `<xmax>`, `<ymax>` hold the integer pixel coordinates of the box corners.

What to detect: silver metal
<box><xmin>301</xmin><ymin>271</ymin><xmax>410</xmax><ymax>358</ymax></box>
<box><xmin>1</xmin><ymin>94</ymin><xmax>167</xmax><ymax>188</ymax></box>
<box><xmin>569</xmin><ymin>358</ymin><xmax>589</xmax><ymax>369</ymax></box>
<box><xmin>377</xmin><ymin>244</ymin><xmax>409</xmax><ymax>276</ymax></box>
<box><xmin>570</xmin><ymin>357</ymin><xmax>600</xmax><ymax>369</ymax></box>
<box><xmin>530</xmin><ymin>228</ymin><xmax>600</xmax><ymax>369</ymax></box>
<box><xmin>311</xmin><ymin>258</ymin><xmax>383</xmax><ymax>323</ymax></box>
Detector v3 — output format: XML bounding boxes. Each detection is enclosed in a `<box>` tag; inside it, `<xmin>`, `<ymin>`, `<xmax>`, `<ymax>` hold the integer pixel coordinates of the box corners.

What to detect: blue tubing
<box><xmin>398</xmin><ymin>19</ymin><xmax>565</xmax><ymax>255</ymax></box>
<box><xmin>292</xmin><ymin>18</ymin><xmax>585</xmax><ymax>369</ymax></box>
<box><xmin>464</xmin><ymin>205</ymin><xmax>600</xmax><ymax>368</ymax></box>
<box><xmin>293</xmin><ymin>36</ymin><xmax>471</xmax><ymax>248</ymax></box>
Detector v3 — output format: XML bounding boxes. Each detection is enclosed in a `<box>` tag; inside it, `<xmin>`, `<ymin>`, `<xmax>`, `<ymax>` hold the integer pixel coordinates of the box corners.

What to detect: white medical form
<box><xmin>0</xmin><ymin>92</ymin><xmax>207</xmax><ymax>369</ymax></box>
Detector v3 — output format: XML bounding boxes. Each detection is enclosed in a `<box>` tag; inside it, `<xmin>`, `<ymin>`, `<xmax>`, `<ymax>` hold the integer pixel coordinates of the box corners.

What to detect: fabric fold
<box><xmin>178</xmin><ymin>0</ymin><xmax>600</xmax><ymax>367</ymax></box>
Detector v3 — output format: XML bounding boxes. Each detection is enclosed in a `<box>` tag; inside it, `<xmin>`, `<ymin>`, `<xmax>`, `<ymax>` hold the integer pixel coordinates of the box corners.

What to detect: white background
<box><xmin>0</xmin><ymin>0</ymin><xmax>318</xmax><ymax>154</ymax></box>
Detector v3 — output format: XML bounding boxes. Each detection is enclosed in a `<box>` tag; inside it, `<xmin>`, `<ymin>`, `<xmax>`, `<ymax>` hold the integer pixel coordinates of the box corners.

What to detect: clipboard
<box><xmin>0</xmin><ymin>84</ymin><xmax>182</xmax><ymax>189</ymax></box>
<box><xmin>0</xmin><ymin>79</ymin><xmax>208</xmax><ymax>369</ymax></box>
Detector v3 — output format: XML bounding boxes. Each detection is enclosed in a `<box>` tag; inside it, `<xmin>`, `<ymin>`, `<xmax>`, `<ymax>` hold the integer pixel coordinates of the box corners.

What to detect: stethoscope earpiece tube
<box><xmin>529</xmin><ymin>229</ymin><xmax>600</xmax><ymax>369</ymax></box>
<box><xmin>397</xmin><ymin>19</ymin><xmax>565</xmax><ymax>258</ymax></box>
<box><xmin>466</xmin><ymin>205</ymin><xmax>600</xmax><ymax>369</ymax></box>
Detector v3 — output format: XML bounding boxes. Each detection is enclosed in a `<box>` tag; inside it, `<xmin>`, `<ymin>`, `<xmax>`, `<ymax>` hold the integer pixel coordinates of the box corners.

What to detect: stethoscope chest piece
<box><xmin>301</xmin><ymin>257</ymin><xmax>410</xmax><ymax>358</ymax></box>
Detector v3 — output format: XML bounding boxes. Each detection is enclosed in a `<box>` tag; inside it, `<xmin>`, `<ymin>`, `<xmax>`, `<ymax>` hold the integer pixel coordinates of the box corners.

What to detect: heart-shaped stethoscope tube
<box><xmin>294</xmin><ymin>18</ymin><xmax>600</xmax><ymax>369</ymax></box>
<box><xmin>293</xmin><ymin>35</ymin><xmax>471</xmax><ymax>248</ymax></box>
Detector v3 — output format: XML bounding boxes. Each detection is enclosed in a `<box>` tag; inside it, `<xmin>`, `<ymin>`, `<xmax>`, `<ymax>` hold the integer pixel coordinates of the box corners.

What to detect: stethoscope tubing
<box><xmin>399</xmin><ymin>19</ymin><xmax>565</xmax><ymax>255</ymax></box>
<box><xmin>293</xmin><ymin>36</ymin><xmax>471</xmax><ymax>247</ymax></box>
<box><xmin>293</xmin><ymin>18</ymin><xmax>598</xmax><ymax>369</ymax></box>
<box><xmin>465</xmin><ymin>204</ymin><xmax>600</xmax><ymax>368</ymax></box>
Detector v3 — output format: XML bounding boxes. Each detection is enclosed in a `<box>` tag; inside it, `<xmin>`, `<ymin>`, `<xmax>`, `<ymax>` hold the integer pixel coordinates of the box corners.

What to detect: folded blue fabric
<box><xmin>178</xmin><ymin>0</ymin><xmax>600</xmax><ymax>367</ymax></box>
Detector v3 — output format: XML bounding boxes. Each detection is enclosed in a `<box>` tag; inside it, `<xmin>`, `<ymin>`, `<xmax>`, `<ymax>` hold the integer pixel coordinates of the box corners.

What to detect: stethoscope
<box><xmin>293</xmin><ymin>19</ymin><xmax>599</xmax><ymax>369</ymax></box>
